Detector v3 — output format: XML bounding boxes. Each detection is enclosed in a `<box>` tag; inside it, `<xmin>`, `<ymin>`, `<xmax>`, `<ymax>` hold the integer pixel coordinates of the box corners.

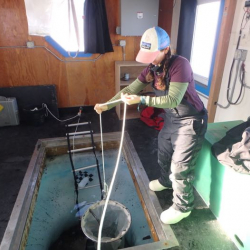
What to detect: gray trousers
<box><xmin>158</xmin><ymin>112</ymin><xmax>207</xmax><ymax>212</ymax></box>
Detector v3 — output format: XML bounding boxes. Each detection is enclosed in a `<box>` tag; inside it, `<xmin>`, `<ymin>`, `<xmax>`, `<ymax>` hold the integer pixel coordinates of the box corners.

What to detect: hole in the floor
<box><xmin>49</xmin><ymin>224</ymin><xmax>87</xmax><ymax>250</ymax></box>
<box><xmin>49</xmin><ymin>224</ymin><xmax>132</xmax><ymax>250</ymax></box>
<box><xmin>234</xmin><ymin>234</ymin><xmax>244</xmax><ymax>248</ymax></box>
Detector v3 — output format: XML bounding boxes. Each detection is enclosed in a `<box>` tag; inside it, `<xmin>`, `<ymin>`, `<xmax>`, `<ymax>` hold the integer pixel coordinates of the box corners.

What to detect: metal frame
<box><xmin>0</xmin><ymin>132</ymin><xmax>179</xmax><ymax>250</ymax></box>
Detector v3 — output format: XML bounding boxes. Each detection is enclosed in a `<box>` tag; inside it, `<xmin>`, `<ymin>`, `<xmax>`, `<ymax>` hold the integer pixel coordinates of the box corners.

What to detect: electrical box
<box><xmin>0</xmin><ymin>96</ymin><xmax>19</xmax><ymax>127</ymax></box>
<box><xmin>120</xmin><ymin>0</ymin><xmax>159</xmax><ymax>36</ymax></box>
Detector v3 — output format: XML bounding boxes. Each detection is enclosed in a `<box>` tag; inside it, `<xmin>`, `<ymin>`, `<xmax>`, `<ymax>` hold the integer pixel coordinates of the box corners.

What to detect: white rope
<box><xmin>97</xmin><ymin>102</ymin><xmax>127</xmax><ymax>250</ymax></box>
<box><xmin>98</xmin><ymin>99</ymin><xmax>122</xmax><ymax>107</ymax></box>
<box><xmin>98</xmin><ymin>98</ymin><xmax>122</xmax><ymax>196</ymax></box>
<box><xmin>99</xmin><ymin>113</ymin><xmax>108</xmax><ymax>196</ymax></box>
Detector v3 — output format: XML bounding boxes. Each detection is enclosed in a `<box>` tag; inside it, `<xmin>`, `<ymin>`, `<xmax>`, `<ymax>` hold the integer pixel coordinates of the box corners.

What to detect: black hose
<box><xmin>66</xmin><ymin>122</ymin><xmax>80</xmax><ymax>215</ymax></box>
<box><xmin>228</xmin><ymin>62</ymin><xmax>245</xmax><ymax>105</ymax></box>
<box><xmin>224</xmin><ymin>11</ymin><xmax>247</xmax><ymax>106</ymax></box>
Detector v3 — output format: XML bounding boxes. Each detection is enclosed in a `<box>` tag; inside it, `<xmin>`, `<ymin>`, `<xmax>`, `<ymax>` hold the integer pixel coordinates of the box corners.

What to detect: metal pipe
<box><xmin>68</xmin><ymin>122</ymin><xmax>89</xmax><ymax>127</ymax></box>
<box><xmin>0</xmin><ymin>45</ymin><xmax>102</xmax><ymax>62</ymax></box>
<box><xmin>66</xmin><ymin>131</ymin><xmax>92</xmax><ymax>136</ymax></box>
<box><xmin>68</xmin><ymin>146</ymin><xmax>95</xmax><ymax>153</ymax></box>
<box><xmin>73</xmin><ymin>164</ymin><xmax>97</xmax><ymax>172</ymax></box>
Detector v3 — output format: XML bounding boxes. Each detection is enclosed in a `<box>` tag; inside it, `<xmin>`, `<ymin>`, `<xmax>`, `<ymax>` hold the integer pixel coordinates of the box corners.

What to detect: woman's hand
<box><xmin>94</xmin><ymin>104</ymin><xmax>108</xmax><ymax>114</ymax></box>
<box><xmin>121</xmin><ymin>93</ymin><xmax>140</xmax><ymax>105</ymax></box>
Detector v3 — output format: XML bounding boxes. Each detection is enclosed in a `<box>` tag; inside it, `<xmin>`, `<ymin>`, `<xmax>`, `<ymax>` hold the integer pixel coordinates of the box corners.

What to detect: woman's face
<box><xmin>152</xmin><ymin>47</ymin><xmax>170</xmax><ymax>65</ymax></box>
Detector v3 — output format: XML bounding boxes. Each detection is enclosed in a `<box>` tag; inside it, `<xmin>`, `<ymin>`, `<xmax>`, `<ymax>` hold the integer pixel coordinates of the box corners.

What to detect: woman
<box><xmin>94</xmin><ymin>26</ymin><xmax>207</xmax><ymax>224</ymax></box>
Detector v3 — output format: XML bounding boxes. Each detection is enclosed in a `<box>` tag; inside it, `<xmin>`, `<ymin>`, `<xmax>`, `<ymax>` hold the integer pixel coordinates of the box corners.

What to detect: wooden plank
<box><xmin>0</xmin><ymin>0</ymin><xmax>173</xmax><ymax>108</ymax></box>
<box><xmin>207</xmin><ymin>0</ymin><xmax>237</xmax><ymax>123</ymax></box>
<box><xmin>0</xmin><ymin>0</ymin><xmax>28</xmax><ymax>45</ymax></box>
<box><xmin>158</xmin><ymin>0</ymin><xmax>174</xmax><ymax>37</ymax></box>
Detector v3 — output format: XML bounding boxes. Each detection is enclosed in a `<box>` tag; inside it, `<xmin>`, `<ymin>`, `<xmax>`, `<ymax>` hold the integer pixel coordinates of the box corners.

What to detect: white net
<box><xmin>81</xmin><ymin>200</ymin><xmax>131</xmax><ymax>250</ymax></box>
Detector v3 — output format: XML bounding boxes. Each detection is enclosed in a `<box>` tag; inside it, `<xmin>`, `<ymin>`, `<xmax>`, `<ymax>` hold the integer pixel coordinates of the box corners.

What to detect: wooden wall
<box><xmin>0</xmin><ymin>0</ymin><xmax>173</xmax><ymax>108</ymax></box>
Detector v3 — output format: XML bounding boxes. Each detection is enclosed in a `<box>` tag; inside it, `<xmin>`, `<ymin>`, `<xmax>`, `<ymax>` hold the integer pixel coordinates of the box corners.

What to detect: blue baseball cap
<box><xmin>136</xmin><ymin>26</ymin><xmax>170</xmax><ymax>64</ymax></box>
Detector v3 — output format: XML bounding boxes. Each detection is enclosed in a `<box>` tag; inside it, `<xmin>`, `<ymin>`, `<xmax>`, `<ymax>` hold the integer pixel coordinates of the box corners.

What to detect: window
<box><xmin>45</xmin><ymin>0</ymin><xmax>91</xmax><ymax>58</ymax></box>
<box><xmin>190</xmin><ymin>0</ymin><xmax>222</xmax><ymax>93</ymax></box>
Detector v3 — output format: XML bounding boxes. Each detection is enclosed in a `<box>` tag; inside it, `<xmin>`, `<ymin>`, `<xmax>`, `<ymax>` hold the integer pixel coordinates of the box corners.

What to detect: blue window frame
<box><xmin>45</xmin><ymin>36</ymin><xmax>92</xmax><ymax>58</ymax></box>
<box><xmin>192</xmin><ymin>0</ymin><xmax>225</xmax><ymax>96</ymax></box>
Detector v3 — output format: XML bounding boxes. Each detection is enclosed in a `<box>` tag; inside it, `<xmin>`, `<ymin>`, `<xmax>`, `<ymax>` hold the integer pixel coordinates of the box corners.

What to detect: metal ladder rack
<box><xmin>65</xmin><ymin>121</ymin><xmax>103</xmax><ymax>201</ymax></box>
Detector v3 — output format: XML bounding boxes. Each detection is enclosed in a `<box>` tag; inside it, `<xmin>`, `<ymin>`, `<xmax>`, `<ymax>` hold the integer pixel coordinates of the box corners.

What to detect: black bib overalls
<box><xmin>153</xmin><ymin>81</ymin><xmax>208</xmax><ymax>212</ymax></box>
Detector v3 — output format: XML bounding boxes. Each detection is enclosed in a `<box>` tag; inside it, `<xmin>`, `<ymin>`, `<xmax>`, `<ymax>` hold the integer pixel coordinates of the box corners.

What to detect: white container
<box><xmin>0</xmin><ymin>96</ymin><xmax>19</xmax><ymax>127</ymax></box>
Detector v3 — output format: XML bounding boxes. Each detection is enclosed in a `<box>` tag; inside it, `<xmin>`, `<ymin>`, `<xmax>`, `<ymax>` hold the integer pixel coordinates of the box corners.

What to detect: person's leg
<box><xmin>160</xmin><ymin>115</ymin><xmax>207</xmax><ymax>224</ymax></box>
<box><xmin>149</xmin><ymin>128</ymin><xmax>173</xmax><ymax>191</ymax></box>
<box><xmin>149</xmin><ymin>115</ymin><xmax>174</xmax><ymax>191</ymax></box>
<box><xmin>170</xmin><ymin>133</ymin><xmax>204</xmax><ymax>211</ymax></box>
<box><xmin>157</xmin><ymin>128</ymin><xmax>173</xmax><ymax>188</ymax></box>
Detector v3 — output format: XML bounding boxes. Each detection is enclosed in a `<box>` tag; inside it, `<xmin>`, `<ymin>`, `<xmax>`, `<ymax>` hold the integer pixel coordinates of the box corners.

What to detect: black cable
<box><xmin>228</xmin><ymin>62</ymin><xmax>245</xmax><ymax>105</ymax></box>
<box><xmin>226</xmin><ymin>58</ymin><xmax>236</xmax><ymax>104</ymax></box>
<box><xmin>66</xmin><ymin>121</ymin><xmax>80</xmax><ymax>216</ymax></box>
<box><xmin>65</xmin><ymin>108</ymin><xmax>84</xmax><ymax>217</ymax></box>
<box><xmin>225</xmin><ymin>11</ymin><xmax>248</xmax><ymax>106</ymax></box>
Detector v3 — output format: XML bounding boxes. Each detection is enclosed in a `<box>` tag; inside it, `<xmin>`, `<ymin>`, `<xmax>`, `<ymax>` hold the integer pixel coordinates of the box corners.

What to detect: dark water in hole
<box><xmin>49</xmin><ymin>224</ymin><xmax>131</xmax><ymax>250</ymax></box>
<box><xmin>49</xmin><ymin>224</ymin><xmax>94</xmax><ymax>250</ymax></box>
